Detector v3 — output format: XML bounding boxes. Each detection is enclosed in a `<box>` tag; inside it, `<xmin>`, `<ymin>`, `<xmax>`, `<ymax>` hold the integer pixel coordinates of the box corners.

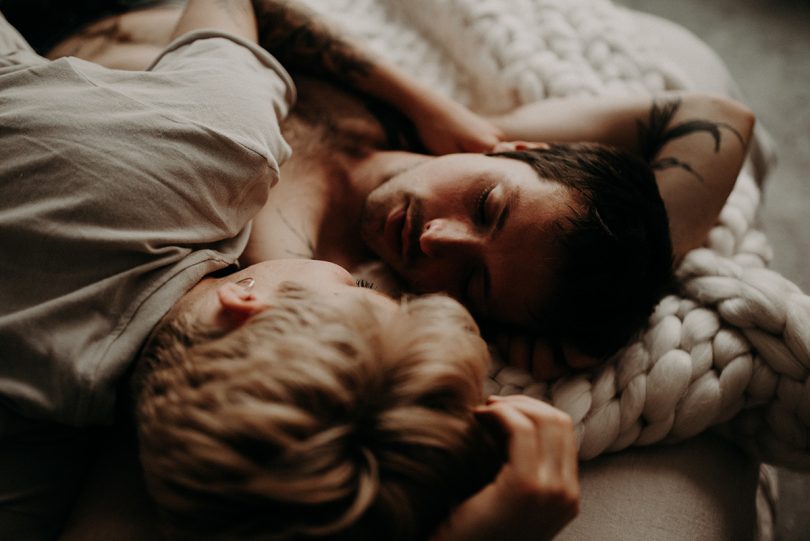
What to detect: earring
<box><xmin>235</xmin><ymin>277</ymin><xmax>255</xmax><ymax>291</ymax></box>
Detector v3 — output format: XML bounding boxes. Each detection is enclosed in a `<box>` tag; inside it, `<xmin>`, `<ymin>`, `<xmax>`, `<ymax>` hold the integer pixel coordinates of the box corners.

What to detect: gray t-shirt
<box><xmin>0</xmin><ymin>16</ymin><xmax>295</xmax><ymax>429</ymax></box>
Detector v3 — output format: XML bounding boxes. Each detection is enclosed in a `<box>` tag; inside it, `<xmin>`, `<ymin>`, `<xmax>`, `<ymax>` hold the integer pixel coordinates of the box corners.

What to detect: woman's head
<box><xmin>134</xmin><ymin>260</ymin><xmax>500</xmax><ymax>541</ymax></box>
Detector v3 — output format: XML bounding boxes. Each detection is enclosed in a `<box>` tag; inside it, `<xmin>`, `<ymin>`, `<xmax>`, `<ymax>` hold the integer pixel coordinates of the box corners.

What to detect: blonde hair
<box><xmin>133</xmin><ymin>283</ymin><xmax>498</xmax><ymax>541</ymax></box>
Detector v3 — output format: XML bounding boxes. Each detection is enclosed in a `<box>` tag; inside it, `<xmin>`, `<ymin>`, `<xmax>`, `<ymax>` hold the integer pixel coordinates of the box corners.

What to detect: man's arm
<box><xmin>171</xmin><ymin>0</ymin><xmax>258</xmax><ymax>42</ymax></box>
<box><xmin>489</xmin><ymin>92</ymin><xmax>755</xmax><ymax>260</ymax></box>
<box><xmin>249</xmin><ymin>0</ymin><xmax>502</xmax><ymax>153</ymax></box>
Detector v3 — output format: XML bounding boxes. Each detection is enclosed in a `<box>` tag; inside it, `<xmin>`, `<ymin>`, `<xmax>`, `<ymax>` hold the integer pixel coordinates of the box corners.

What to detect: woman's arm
<box><xmin>249</xmin><ymin>0</ymin><xmax>502</xmax><ymax>153</ymax></box>
<box><xmin>490</xmin><ymin>92</ymin><xmax>755</xmax><ymax>260</ymax></box>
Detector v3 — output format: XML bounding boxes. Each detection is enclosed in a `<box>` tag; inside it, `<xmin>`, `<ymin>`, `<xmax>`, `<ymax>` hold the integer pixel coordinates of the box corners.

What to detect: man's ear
<box><xmin>217</xmin><ymin>282</ymin><xmax>266</xmax><ymax>325</ymax></box>
<box><xmin>490</xmin><ymin>140</ymin><xmax>550</xmax><ymax>153</ymax></box>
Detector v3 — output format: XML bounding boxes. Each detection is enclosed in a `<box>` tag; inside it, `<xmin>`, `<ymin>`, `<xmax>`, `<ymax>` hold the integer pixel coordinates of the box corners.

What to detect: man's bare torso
<box><xmin>245</xmin><ymin>76</ymin><xmax>416</xmax><ymax>271</ymax></box>
<box><xmin>47</xmin><ymin>5</ymin><xmax>180</xmax><ymax>70</ymax></box>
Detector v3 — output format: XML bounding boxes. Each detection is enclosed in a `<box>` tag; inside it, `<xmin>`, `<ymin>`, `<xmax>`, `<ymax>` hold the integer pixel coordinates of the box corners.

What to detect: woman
<box><xmin>132</xmin><ymin>257</ymin><xmax>579</xmax><ymax>541</ymax></box>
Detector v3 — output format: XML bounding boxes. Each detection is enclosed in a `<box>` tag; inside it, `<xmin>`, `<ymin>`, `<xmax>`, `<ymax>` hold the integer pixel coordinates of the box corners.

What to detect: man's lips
<box><xmin>401</xmin><ymin>201</ymin><xmax>413</xmax><ymax>263</ymax></box>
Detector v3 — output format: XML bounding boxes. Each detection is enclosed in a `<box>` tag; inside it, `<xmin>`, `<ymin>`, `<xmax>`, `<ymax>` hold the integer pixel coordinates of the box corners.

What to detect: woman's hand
<box><xmin>406</xmin><ymin>94</ymin><xmax>504</xmax><ymax>155</ymax></box>
<box><xmin>432</xmin><ymin>395</ymin><xmax>580</xmax><ymax>541</ymax></box>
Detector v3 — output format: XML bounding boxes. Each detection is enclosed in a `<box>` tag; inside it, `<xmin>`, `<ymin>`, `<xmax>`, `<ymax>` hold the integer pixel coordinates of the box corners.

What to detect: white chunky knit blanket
<box><xmin>303</xmin><ymin>0</ymin><xmax>810</xmax><ymax>469</ymax></box>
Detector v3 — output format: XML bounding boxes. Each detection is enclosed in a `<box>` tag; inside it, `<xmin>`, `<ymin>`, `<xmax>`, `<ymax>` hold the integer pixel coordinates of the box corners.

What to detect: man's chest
<box><xmin>283</xmin><ymin>75</ymin><xmax>423</xmax><ymax>167</ymax></box>
<box><xmin>240</xmin><ymin>149</ymin><xmax>372</xmax><ymax>271</ymax></box>
<box><xmin>46</xmin><ymin>6</ymin><xmax>182</xmax><ymax>70</ymax></box>
<box><xmin>240</xmin><ymin>79</ymin><xmax>403</xmax><ymax>267</ymax></box>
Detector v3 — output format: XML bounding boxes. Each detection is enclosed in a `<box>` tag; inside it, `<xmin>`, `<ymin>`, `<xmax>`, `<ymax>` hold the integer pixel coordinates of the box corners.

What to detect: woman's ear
<box><xmin>217</xmin><ymin>282</ymin><xmax>266</xmax><ymax>325</ymax></box>
<box><xmin>491</xmin><ymin>140</ymin><xmax>550</xmax><ymax>152</ymax></box>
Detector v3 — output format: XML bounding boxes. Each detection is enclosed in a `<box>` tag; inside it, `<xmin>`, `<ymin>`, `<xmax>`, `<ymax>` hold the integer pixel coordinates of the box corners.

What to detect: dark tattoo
<box><xmin>636</xmin><ymin>96</ymin><xmax>745</xmax><ymax>182</ymax></box>
<box><xmin>251</xmin><ymin>0</ymin><xmax>373</xmax><ymax>82</ymax></box>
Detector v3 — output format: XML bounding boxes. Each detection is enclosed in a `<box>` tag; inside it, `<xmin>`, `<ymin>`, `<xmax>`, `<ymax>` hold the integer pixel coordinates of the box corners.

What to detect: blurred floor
<box><xmin>616</xmin><ymin>0</ymin><xmax>810</xmax><ymax>539</ymax></box>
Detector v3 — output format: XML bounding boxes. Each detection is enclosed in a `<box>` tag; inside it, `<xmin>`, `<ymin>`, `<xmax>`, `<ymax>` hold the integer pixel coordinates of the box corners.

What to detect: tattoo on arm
<box><xmin>636</xmin><ymin>96</ymin><xmax>745</xmax><ymax>182</ymax></box>
<box><xmin>251</xmin><ymin>0</ymin><xmax>373</xmax><ymax>81</ymax></box>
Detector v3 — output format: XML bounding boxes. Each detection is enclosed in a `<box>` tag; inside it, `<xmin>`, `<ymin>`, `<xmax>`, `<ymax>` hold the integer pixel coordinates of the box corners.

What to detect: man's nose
<box><xmin>419</xmin><ymin>218</ymin><xmax>480</xmax><ymax>257</ymax></box>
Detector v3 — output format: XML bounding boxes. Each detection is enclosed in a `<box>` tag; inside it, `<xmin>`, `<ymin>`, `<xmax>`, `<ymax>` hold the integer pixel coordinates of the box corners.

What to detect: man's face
<box><xmin>361</xmin><ymin>153</ymin><xmax>578</xmax><ymax>327</ymax></box>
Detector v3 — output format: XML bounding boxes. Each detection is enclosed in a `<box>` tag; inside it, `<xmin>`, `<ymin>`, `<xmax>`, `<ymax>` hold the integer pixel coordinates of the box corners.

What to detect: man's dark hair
<box><xmin>491</xmin><ymin>143</ymin><xmax>674</xmax><ymax>359</ymax></box>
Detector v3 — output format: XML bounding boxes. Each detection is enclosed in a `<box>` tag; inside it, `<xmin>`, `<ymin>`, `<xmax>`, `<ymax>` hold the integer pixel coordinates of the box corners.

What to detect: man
<box><xmin>26</xmin><ymin>1</ymin><xmax>755</xmax><ymax>376</ymax></box>
<box><xmin>0</xmin><ymin>1</ymin><xmax>580</xmax><ymax>539</ymax></box>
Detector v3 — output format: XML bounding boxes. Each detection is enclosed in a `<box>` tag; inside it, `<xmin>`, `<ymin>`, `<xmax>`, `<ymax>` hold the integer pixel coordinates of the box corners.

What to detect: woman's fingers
<box><xmin>480</xmin><ymin>395</ymin><xmax>577</xmax><ymax>477</ymax></box>
<box><xmin>458</xmin><ymin>396</ymin><xmax>580</xmax><ymax>541</ymax></box>
<box><xmin>477</xmin><ymin>401</ymin><xmax>539</xmax><ymax>477</ymax></box>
